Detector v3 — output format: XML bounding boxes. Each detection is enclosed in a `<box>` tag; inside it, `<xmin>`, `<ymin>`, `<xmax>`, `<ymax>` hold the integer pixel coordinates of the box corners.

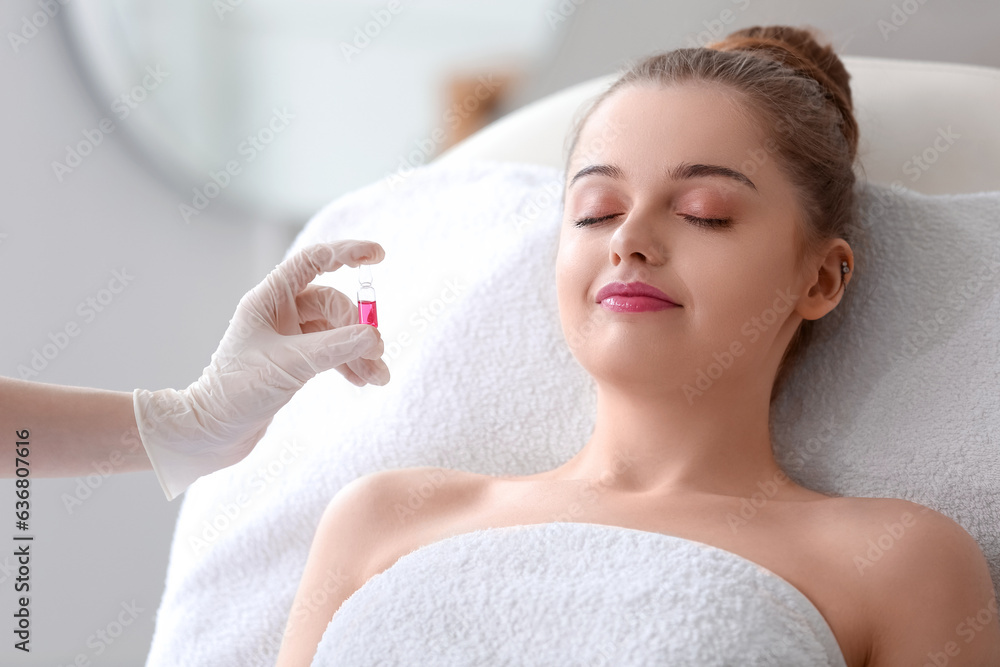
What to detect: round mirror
<box><xmin>60</xmin><ymin>0</ymin><xmax>572</xmax><ymax>222</ymax></box>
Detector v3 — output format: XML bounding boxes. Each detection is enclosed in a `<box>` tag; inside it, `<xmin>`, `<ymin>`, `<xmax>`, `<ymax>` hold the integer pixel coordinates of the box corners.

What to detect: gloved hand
<box><xmin>133</xmin><ymin>240</ymin><xmax>389</xmax><ymax>501</ymax></box>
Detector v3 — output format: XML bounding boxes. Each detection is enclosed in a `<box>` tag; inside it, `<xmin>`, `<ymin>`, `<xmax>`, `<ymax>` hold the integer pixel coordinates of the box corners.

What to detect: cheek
<box><xmin>694</xmin><ymin>241</ymin><xmax>794</xmax><ymax>333</ymax></box>
<box><xmin>555</xmin><ymin>235</ymin><xmax>595</xmax><ymax>317</ymax></box>
<box><xmin>555</xmin><ymin>249</ymin><xmax>579</xmax><ymax>311</ymax></box>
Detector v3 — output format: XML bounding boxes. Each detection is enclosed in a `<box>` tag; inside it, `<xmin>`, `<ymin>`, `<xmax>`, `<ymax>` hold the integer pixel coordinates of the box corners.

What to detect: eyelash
<box><xmin>572</xmin><ymin>213</ymin><xmax>733</xmax><ymax>229</ymax></box>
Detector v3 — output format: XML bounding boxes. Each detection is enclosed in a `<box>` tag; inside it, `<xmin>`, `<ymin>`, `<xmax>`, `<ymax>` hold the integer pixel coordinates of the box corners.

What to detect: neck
<box><xmin>546</xmin><ymin>379</ymin><xmax>796</xmax><ymax>501</ymax></box>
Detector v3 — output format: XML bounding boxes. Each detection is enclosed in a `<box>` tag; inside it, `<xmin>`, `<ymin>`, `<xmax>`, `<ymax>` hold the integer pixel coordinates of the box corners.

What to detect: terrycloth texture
<box><xmin>312</xmin><ymin>522</ymin><xmax>848</xmax><ymax>666</ymax></box>
<box><xmin>144</xmin><ymin>159</ymin><xmax>1000</xmax><ymax>667</ymax></box>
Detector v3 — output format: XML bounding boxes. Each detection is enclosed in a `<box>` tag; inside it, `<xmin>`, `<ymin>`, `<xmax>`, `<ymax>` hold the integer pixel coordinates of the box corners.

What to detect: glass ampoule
<box><xmin>357</xmin><ymin>263</ymin><xmax>378</xmax><ymax>327</ymax></box>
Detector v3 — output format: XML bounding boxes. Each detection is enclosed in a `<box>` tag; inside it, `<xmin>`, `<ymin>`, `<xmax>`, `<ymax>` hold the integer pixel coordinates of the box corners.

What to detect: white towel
<box><xmin>144</xmin><ymin>159</ymin><xmax>1000</xmax><ymax>667</ymax></box>
<box><xmin>313</xmin><ymin>522</ymin><xmax>848</xmax><ymax>666</ymax></box>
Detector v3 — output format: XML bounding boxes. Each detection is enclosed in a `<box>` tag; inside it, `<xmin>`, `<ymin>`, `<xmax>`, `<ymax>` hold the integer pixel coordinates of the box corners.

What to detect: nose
<box><xmin>608</xmin><ymin>207</ymin><xmax>667</xmax><ymax>267</ymax></box>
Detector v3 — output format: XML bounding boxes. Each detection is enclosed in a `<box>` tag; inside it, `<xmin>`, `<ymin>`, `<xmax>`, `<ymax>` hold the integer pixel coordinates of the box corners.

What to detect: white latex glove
<box><xmin>133</xmin><ymin>240</ymin><xmax>388</xmax><ymax>501</ymax></box>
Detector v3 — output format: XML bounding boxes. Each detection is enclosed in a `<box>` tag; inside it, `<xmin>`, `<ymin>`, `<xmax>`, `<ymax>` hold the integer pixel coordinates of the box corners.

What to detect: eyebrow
<box><xmin>567</xmin><ymin>162</ymin><xmax>758</xmax><ymax>194</ymax></box>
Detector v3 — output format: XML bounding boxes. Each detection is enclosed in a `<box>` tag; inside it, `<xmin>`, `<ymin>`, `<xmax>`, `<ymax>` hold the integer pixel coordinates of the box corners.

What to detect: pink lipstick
<box><xmin>596</xmin><ymin>281</ymin><xmax>680</xmax><ymax>313</ymax></box>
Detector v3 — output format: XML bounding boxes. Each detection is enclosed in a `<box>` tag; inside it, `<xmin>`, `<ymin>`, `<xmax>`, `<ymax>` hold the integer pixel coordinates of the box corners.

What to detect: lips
<box><xmin>596</xmin><ymin>281</ymin><xmax>679</xmax><ymax>306</ymax></box>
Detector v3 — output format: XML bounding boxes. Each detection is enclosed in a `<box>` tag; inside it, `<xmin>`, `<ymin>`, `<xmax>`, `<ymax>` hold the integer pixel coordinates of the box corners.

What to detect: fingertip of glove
<box><xmin>354</xmin><ymin>324</ymin><xmax>380</xmax><ymax>343</ymax></box>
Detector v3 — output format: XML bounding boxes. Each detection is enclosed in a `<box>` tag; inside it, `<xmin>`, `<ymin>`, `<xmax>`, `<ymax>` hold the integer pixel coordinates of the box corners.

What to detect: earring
<box><xmin>841</xmin><ymin>260</ymin><xmax>850</xmax><ymax>275</ymax></box>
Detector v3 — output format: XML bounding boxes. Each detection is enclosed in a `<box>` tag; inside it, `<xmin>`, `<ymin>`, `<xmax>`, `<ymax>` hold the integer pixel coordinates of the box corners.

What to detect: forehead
<box><xmin>569</xmin><ymin>82</ymin><xmax>769</xmax><ymax>186</ymax></box>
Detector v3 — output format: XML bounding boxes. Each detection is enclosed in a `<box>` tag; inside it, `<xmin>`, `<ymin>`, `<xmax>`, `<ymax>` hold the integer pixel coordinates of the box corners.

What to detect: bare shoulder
<box><xmin>826</xmin><ymin>496</ymin><xmax>1000</xmax><ymax>666</ymax></box>
<box><xmin>348</xmin><ymin>466</ymin><xmax>483</xmax><ymax>521</ymax></box>
<box><xmin>823</xmin><ymin>496</ymin><xmax>986</xmax><ymax>564</ymax></box>
<box><xmin>340</xmin><ymin>466</ymin><xmax>484</xmax><ymax>579</ymax></box>
<box><xmin>278</xmin><ymin>468</ymin><xmax>471</xmax><ymax>666</ymax></box>
<box><xmin>821</xmin><ymin>495</ymin><xmax>988</xmax><ymax>584</ymax></box>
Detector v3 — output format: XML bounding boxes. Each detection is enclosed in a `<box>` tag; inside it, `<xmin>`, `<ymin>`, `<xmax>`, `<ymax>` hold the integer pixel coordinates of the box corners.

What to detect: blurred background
<box><xmin>1</xmin><ymin>0</ymin><xmax>998</xmax><ymax>663</ymax></box>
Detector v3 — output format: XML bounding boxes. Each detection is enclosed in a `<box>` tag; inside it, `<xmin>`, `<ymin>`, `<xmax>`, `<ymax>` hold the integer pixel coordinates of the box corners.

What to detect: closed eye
<box><xmin>681</xmin><ymin>214</ymin><xmax>733</xmax><ymax>228</ymax></box>
<box><xmin>572</xmin><ymin>213</ymin><xmax>621</xmax><ymax>227</ymax></box>
<box><xmin>572</xmin><ymin>213</ymin><xmax>733</xmax><ymax>228</ymax></box>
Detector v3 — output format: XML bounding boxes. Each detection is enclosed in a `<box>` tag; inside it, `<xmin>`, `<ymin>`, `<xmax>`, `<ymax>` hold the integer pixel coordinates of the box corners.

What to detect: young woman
<box><xmin>276</xmin><ymin>25</ymin><xmax>1000</xmax><ymax>667</ymax></box>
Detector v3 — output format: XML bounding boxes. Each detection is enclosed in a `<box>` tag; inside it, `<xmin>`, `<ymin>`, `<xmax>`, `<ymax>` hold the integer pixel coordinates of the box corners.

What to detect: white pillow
<box><xmin>145</xmin><ymin>159</ymin><xmax>1000</xmax><ymax>667</ymax></box>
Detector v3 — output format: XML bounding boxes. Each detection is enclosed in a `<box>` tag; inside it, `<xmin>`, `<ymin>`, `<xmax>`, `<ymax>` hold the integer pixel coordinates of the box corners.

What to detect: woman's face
<box><xmin>556</xmin><ymin>82</ymin><xmax>810</xmax><ymax>398</ymax></box>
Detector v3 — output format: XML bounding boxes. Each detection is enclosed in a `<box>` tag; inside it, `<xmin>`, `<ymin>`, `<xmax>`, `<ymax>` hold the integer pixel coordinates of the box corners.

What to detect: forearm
<box><xmin>0</xmin><ymin>377</ymin><xmax>151</xmax><ymax>478</ymax></box>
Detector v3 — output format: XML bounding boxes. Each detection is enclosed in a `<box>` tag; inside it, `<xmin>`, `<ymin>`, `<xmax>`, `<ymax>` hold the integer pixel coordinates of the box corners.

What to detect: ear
<box><xmin>796</xmin><ymin>238</ymin><xmax>853</xmax><ymax>322</ymax></box>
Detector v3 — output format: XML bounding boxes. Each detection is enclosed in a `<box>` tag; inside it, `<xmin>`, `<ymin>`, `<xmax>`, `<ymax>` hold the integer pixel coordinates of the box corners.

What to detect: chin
<box><xmin>578</xmin><ymin>349</ymin><xmax>679</xmax><ymax>383</ymax></box>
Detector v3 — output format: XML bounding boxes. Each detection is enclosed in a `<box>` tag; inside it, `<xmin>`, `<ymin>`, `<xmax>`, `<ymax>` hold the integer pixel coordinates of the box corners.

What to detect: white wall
<box><xmin>504</xmin><ymin>0</ymin><xmax>1000</xmax><ymax>112</ymax></box>
<box><xmin>0</xmin><ymin>2</ymin><xmax>300</xmax><ymax>665</ymax></box>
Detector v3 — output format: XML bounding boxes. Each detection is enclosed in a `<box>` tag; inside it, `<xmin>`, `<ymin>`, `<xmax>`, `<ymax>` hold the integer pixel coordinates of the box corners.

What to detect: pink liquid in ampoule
<box><xmin>358</xmin><ymin>300</ymin><xmax>378</xmax><ymax>327</ymax></box>
<box><xmin>357</xmin><ymin>263</ymin><xmax>378</xmax><ymax>327</ymax></box>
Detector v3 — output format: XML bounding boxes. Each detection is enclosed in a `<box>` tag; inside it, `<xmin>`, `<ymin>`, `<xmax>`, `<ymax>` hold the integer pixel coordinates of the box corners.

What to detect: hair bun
<box><xmin>707</xmin><ymin>25</ymin><xmax>858</xmax><ymax>160</ymax></box>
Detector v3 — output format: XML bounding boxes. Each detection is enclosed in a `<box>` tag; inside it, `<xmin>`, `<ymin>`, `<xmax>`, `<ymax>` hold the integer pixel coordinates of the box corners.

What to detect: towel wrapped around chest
<box><xmin>312</xmin><ymin>522</ymin><xmax>849</xmax><ymax>667</ymax></box>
